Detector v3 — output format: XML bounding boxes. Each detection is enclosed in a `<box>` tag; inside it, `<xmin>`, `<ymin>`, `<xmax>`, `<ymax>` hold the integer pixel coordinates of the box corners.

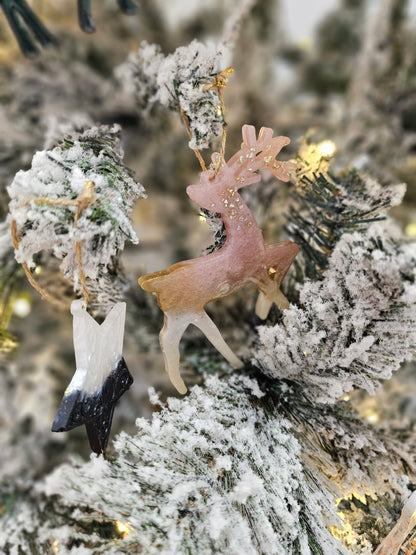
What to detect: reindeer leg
<box><xmin>192</xmin><ymin>311</ymin><xmax>244</xmax><ymax>369</ymax></box>
<box><xmin>254</xmin><ymin>241</ymin><xmax>297</xmax><ymax>319</ymax></box>
<box><xmin>255</xmin><ymin>291</ymin><xmax>273</xmax><ymax>320</ymax></box>
<box><xmin>160</xmin><ymin>312</ymin><xmax>191</xmax><ymax>395</ymax></box>
<box><xmin>255</xmin><ymin>287</ymin><xmax>290</xmax><ymax>319</ymax></box>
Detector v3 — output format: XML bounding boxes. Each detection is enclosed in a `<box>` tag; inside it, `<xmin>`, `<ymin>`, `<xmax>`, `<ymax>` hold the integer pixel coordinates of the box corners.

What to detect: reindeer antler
<box><xmin>228</xmin><ymin>125</ymin><xmax>296</xmax><ymax>186</ymax></box>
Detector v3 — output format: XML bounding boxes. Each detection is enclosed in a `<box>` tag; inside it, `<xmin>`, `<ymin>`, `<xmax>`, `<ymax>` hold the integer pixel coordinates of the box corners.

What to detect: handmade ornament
<box><xmin>52</xmin><ymin>300</ymin><xmax>133</xmax><ymax>454</ymax></box>
<box><xmin>139</xmin><ymin>125</ymin><xmax>299</xmax><ymax>395</ymax></box>
<box><xmin>0</xmin><ymin>0</ymin><xmax>138</xmax><ymax>56</ymax></box>
<box><xmin>9</xmin><ymin>127</ymin><xmax>142</xmax><ymax>452</ymax></box>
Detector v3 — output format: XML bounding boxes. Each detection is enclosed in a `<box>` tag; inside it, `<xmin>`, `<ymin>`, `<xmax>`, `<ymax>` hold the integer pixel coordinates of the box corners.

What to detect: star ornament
<box><xmin>52</xmin><ymin>300</ymin><xmax>133</xmax><ymax>454</ymax></box>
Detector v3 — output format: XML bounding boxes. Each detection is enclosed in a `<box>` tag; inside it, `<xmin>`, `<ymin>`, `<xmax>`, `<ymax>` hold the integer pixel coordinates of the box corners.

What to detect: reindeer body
<box><xmin>139</xmin><ymin>125</ymin><xmax>299</xmax><ymax>394</ymax></box>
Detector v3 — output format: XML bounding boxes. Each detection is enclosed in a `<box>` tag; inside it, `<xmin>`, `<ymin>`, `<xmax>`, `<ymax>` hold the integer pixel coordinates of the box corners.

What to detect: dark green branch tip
<box><xmin>285</xmin><ymin>169</ymin><xmax>395</xmax><ymax>281</ymax></box>
<box><xmin>0</xmin><ymin>0</ymin><xmax>139</xmax><ymax>57</ymax></box>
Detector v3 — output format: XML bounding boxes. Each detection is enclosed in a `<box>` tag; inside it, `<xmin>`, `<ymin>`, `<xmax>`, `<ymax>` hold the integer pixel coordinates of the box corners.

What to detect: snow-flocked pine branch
<box><xmin>287</xmin><ymin>166</ymin><xmax>406</xmax><ymax>281</ymax></box>
<box><xmin>255</xmin><ymin>219</ymin><xmax>416</xmax><ymax>404</ymax></box>
<box><xmin>7</xmin><ymin>124</ymin><xmax>145</xmax><ymax>304</ymax></box>
<box><xmin>117</xmin><ymin>40</ymin><xmax>227</xmax><ymax>149</ymax></box>
<box><xmin>115</xmin><ymin>0</ymin><xmax>255</xmax><ymax>150</ymax></box>
<box><xmin>27</xmin><ymin>375</ymin><xmax>346</xmax><ymax>555</ymax></box>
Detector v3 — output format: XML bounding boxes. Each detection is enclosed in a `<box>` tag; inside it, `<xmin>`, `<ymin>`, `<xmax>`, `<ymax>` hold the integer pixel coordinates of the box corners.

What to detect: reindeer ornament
<box><xmin>139</xmin><ymin>125</ymin><xmax>299</xmax><ymax>394</ymax></box>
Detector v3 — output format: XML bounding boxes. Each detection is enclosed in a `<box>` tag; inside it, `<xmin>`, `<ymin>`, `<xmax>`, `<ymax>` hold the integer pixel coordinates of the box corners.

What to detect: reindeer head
<box><xmin>186</xmin><ymin>125</ymin><xmax>296</xmax><ymax>212</ymax></box>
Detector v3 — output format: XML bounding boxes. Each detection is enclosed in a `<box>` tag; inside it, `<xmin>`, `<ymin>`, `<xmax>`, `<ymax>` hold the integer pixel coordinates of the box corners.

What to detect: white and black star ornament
<box><xmin>52</xmin><ymin>300</ymin><xmax>133</xmax><ymax>454</ymax></box>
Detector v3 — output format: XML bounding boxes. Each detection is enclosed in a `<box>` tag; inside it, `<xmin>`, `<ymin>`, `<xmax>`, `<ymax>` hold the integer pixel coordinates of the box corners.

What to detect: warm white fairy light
<box><xmin>297</xmin><ymin>36</ymin><xmax>313</xmax><ymax>51</ymax></box>
<box><xmin>297</xmin><ymin>139</ymin><xmax>337</xmax><ymax>179</ymax></box>
<box><xmin>12</xmin><ymin>296</ymin><xmax>32</xmax><ymax>318</ymax></box>
<box><xmin>317</xmin><ymin>140</ymin><xmax>337</xmax><ymax>158</ymax></box>
<box><xmin>115</xmin><ymin>521</ymin><xmax>130</xmax><ymax>538</ymax></box>
<box><xmin>365</xmin><ymin>411</ymin><xmax>380</xmax><ymax>424</ymax></box>
<box><xmin>330</xmin><ymin>493</ymin><xmax>368</xmax><ymax>546</ymax></box>
<box><xmin>329</xmin><ymin>511</ymin><xmax>357</xmax><ymax>546</ymax></box>
<box><xmin>404</xmin><ymin>222</ymin><xmax>416</xmax><ymax>237</ymax></box>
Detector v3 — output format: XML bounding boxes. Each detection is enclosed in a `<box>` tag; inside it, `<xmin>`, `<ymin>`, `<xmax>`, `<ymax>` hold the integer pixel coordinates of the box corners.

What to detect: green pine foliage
<box><xmin>286</xmin><ymin>165</ymin><xmax>405</xmax><ymax>281</ymax></box>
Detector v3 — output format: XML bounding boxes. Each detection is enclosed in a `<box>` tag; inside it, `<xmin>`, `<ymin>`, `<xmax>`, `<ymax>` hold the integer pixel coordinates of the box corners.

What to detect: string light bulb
<box><xmin>115</xmin><ymin>521</ymin><xmax>130</xmax><ymax>538</ymax></box>
<box><xmin>12</xmin><ymin>295</ymin><xmax>32</xmax><ymax>318</ymax></box>
<box><xmin>365</xmin><ymin>410</ymin><xmax>380</xmax><ymax>424</ymax></box>
<box><xmin>317</xmin><ymin>140</ymin><xmax>337</xmax><ymax>158</ymax></box>
<box><xmin>404</xmin><ymin>222</ymin><xmax>416</xmax><ymax>237</ymax></box>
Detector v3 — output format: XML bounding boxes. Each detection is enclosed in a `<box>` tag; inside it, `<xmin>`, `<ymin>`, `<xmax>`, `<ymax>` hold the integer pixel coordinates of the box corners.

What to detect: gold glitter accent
<box><xmin>268</xmin><ymin>267</ymin><xmax>277</xmax><ymax>280</ymax></box>
<box><xmin>202</xmin><ymin>67</ymin><xmax>234</xmax><ymax>91</ymax></box>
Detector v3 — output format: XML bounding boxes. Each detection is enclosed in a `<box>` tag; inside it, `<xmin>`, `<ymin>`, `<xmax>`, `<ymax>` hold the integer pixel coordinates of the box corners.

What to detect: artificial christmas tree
<box><xmin>0</xmin><ymin>1</ymin><xmax>416</xmax><ymax>553</ymax></box>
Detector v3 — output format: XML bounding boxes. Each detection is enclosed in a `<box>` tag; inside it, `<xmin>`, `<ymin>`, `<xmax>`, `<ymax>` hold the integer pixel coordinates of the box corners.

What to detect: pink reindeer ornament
<box><xmin>139</xmin><ymin>125</ymin><xmax>299</xmax><ymax>394</ymax></box>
